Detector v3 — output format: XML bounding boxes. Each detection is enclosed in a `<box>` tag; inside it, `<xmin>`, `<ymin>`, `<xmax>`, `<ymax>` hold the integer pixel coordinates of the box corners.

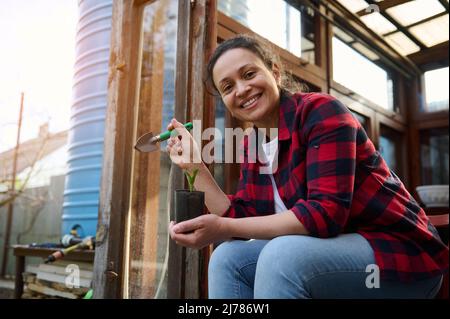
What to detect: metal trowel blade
<box><xmin>134</xmin><ymin>132</ymin><xmax>159</xmax><ymax>153</ymax></box>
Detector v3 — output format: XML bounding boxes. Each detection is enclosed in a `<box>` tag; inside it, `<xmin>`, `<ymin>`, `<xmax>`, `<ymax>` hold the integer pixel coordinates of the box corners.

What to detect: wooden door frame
<box><xmin>92</xmin><ymin>0</ymin><xmax>216</xmax><ymax>298</ymax></box>
<box><xmin>92</xmin><ymin>0</ymin><xmax>145</xmax><ymax>299</ymax></box>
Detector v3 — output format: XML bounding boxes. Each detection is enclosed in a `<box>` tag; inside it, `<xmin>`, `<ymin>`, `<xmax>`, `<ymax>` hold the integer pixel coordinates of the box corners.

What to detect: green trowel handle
<box><xmin>159</xmin><ymin>122</ymin><xmax>193</xmax><ymax>141</ymax></box>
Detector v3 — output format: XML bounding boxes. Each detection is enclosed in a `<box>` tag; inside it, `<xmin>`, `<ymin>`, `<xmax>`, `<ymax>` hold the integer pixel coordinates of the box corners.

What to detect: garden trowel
<box><xmin>134</xmin><ymin>122</ymin><xmax>193</xmax><ymax>153</ymax></box>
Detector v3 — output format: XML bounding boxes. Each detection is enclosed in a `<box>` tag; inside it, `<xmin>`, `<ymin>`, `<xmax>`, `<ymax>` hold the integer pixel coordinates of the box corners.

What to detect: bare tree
<box><xmin>0</xmin><ymin>135</ymin><xmax>49</xmax><ymax>208</ymax></box>
<box><xmin>15</xmin><ymin>190</ymin><xmax>48</xmax><ymax>244</ymax></box>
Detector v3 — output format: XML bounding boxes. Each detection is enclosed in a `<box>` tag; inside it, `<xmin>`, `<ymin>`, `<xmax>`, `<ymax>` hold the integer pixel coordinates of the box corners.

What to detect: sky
<box><xmin>0</xmin><ymin>0</ymin><xmax>78</xmax><ymax>153</ymax></box>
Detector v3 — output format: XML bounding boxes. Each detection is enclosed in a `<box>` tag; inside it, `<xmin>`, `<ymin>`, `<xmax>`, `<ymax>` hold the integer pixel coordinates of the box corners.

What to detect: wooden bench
<box><xmin>12</xmin><ymin>245</ymin><xmax>94</xmax><ymax>299</ymax></box>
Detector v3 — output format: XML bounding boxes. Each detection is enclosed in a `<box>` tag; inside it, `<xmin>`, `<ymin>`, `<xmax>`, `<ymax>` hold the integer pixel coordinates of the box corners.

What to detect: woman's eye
<box><xmin>244</xmin><ymin>71</ymin><xmax>255</xmax><ymax>79</ymax></box>
<box><xmin>221</xmin><ymin>85</ymin><xmax>232</xmax><ymax>94</ymax></box>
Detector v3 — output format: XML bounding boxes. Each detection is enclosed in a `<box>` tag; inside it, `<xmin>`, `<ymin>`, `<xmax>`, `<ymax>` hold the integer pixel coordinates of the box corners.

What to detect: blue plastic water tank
<box><xmin>62</xmin><ymin>0</ymin><xmax>113</xmax><ymax>238</ymax></box>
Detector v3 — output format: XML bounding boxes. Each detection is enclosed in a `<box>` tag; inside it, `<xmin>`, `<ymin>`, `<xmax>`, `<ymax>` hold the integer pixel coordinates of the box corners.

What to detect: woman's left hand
<box><xmin>169</xmin><ymin>214</ymin><xmax>228</xmax><ymax>249</ymax></box>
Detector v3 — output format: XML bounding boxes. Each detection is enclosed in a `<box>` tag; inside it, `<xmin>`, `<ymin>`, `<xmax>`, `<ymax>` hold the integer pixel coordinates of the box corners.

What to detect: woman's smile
<box><xmin>240</xmin><ymin>93</ymin><xmax>262</xmax><ymax>110</ymax></box>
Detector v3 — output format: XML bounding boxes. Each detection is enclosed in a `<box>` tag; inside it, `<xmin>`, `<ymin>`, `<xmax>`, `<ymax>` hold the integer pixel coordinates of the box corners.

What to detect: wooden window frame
<box><xmin>407</xmin><ymin>43</ymin><xmax>448</xmax><ymax>191</ymax></box>
<box><xmin>92</xmin><ymin>0</ymin><xmax>145</xmax><ymax>299</ymax></box>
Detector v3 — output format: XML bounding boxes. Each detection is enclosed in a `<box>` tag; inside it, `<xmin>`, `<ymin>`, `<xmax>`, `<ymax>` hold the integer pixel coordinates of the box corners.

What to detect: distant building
<box><xmin>0</xmin><ymin>124</ymin><xmax>68</xmax><ymax>190</ymax></box>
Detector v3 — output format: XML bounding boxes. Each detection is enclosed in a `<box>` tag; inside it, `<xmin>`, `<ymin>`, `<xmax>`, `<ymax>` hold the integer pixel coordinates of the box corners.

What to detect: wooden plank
<box><xmin>413</xmin><ymin>111</ymin><xmax>450</xmax><ymax>127</ymax></box>
<box><xmin>36</xmin><ymin>272</ymin><xmax>91</xmax><ymax>288</ymax></box>
<box><xmin>315</xmin><ymin>4</ymin><xmax>326</xmax><ymax>69</ymax></box>
<box><xmin>406</xmin><ymin>80</ymin><xmax>422</xmax><ymax>193</ymax></box>
<box><xmin>408</xmin><ymin>42</ymin><xmax>449</xmax><ymax>71</ymax></box>
<box><xmin>52</xmin><ymin>260</ymin><xmax>93</xmax><ymax>271</ymax></box>
<box><xmin>185</xmin><ymin>0</ymin><xmax>207</xmax><ymax>299</ymax></box>
<box><xmin>12</xmin><ymin>245</ymin><xmax>94</xmax><ymax>262</ymax></box>
<box><xmin>416</xmin><ymin>117</ymin><xmax>449</xmax><ymax>130</ymax></box>
<box><xmin>25</xmin><ymin>264</ymin><xmax>40</xmax><ymax>274</ymax></box>
<box><xmin>200</xmin><ymin>0</ymin><xmax>217</xmax><ymax>299</ymax></box>
<box><xmin>182</xmin><ymin>0</ymin><xmax>218</xmax><ymax>299</ymax></box>
<box><xmin>376</xmin><ymin>112</ymin><xmax>406</xmax><ymax>132</ymax></box>
<box><xmin>217</xmin><ymin>24</ymin><xmax>236</xmax><ymax>41</ymax></box>
<box><xmin>14</xmin><ymin>255</ymin><xmax>25</xmax><ymax>299</ymax></box>
<box><xmin>167</xmin><ymin>0</ymin><xmax>192</xmax><ymax>299</ymax></box>
<box><xmin>396</xmin><ymin>76</ymin><xmax>410</xmax><ymax>188</ymax></box>
<box><xmin>396</xmin><ymin>75</ymin><xmax>407</xmax><ymax>122</ymax></box>
<box><xmin>323</xmin><ymin>3</ymin><xmax>333</xmax><ymax>93</ymax></box>
<box><xmin>23</xmin><ymin>272</ymin><xmax>36</xmax><ymax>284</ymax></box>
<box><xmin>34</xmin><ymin>278</ymin><xmax>90</xmax><ymax>296</ymax></box>
<box><xmin>93</xmin><ymin>0</ymin><xmax>144</xmax><ymax>299</ymax></box>
<box><xmin>27</xmin><ymin>283</ymin><xmax>78</xmax><ymax>299</ymax></box>
<box><xmin>134</xmin><ymin>0</ymin><xmax>157</xmax><ymax>6</ymax></box>
<box><xmin>428</xmin><ymin>214</ymin><xmax>449</xmax><ymax>228</ymax></box>
<box><xmin>38</xmin><ymin>264</ymin><xmax>93</xmax><ymax>279</ymax></box>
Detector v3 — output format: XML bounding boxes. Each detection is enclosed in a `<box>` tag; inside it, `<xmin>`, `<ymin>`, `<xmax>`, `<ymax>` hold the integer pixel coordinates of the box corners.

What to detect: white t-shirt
<box><xmin>261</xmin><ymin>137</ymin><xmax>288</xmax><ymax>214</ymax></box>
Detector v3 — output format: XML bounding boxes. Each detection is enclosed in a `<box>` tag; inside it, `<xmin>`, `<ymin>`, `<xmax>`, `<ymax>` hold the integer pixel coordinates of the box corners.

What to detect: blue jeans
<box><xmin>208</xmin><ymin>234</ymin><xmax>443</xmax><ymax>299</ymax></box>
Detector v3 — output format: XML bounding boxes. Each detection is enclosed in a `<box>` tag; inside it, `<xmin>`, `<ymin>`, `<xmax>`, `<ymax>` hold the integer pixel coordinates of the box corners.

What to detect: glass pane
<box><xmin>351</xmin><ymin>42</ymin><xmax>380</xmax><ymax>61</ymax></box>
<box><xmin>384</xmin><ymin>31</ymin><xmax>421</xmax><ymax>55</ymax></box>
<box><xmin>218</xmin><ymin>0</ymin><xmax>316</xmax><ymax>63</ymax></box>
<box><xmin>127</xmin><ymin>0</ymin><xmax>178</xmax><ymax>298</ymax></box>
<box><xmin>213</xmin><ymin>97</ymin><xmax>226</xmax><ymax>191</ymax></box>
<box><xmin>360</xmin><ymin>12</ymin><xmax>397</xmax><ymax>35</ymax></box>
<box><xmin>351</xmin><ymin>111</ymin><xmax>369</xmax><ymax>133</ymax></box>
<box><xmin>334</xmin><ymin>26</ymin><xmax>355</xmax><ymax>43</ymax></box>
<box><xmin>386</xmin><ymin>0</ymin><xmax>445</xmax><ymax>26</ymax></box>
<box><xmin>336</xmin><ymin>0</ymin><xmax>368</xmax><ymax>13</ymax></box>
<box><xmin>424</xmin><ymin>67</ymin><xmax>449</xmax><ymax>112</ymax></box>
<box><xmin>332</xmin><ymin>34</ymin><xmax>394</xmax><ymax>110</ymax></box>
<box><xmin>379</xmin><ymin>125</ymin><xmax>403</xmax><ymax>179</ymax></box>
<box><xmin>420</xmin><ymin>128</ymin><xmax>449</xmax><ymax>185</ymax></box>
<box><xmin>409</xmin><ymin>14</ymin><xmax>449</xmax><ymax>47</ymax></box>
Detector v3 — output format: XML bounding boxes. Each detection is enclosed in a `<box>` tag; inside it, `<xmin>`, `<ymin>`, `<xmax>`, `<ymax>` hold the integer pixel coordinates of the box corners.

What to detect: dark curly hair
<box><xmin>204</xmin><ymin>34</ymin><xmax>305</xmax><ymax>96</ymax></box>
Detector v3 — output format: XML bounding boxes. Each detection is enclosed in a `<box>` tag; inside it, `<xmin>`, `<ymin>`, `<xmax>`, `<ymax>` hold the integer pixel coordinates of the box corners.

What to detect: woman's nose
<box><xmin>235</xmin><ymin>81</ymin><xmax>250</xmax><ymax>97</ymax></box>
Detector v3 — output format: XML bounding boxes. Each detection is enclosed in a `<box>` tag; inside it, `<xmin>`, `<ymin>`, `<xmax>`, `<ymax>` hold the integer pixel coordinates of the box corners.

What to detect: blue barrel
<box><xmin>62</xmin><ymin>0</ymin><xmax>113</xmax><ymax>238</ymax></box>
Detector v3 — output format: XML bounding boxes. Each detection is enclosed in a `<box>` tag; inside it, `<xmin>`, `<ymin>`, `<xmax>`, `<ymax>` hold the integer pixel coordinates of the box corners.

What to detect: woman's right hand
<box><xmin>166</xmin><ymin>118</ymin><xmax>202</xmax><ymax>171</ymax></box>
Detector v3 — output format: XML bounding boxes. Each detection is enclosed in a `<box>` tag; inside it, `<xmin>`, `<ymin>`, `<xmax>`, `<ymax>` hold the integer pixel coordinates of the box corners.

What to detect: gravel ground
<box><xmin>0</xmin><ymin>287</ymin><xmax>14</xmax><ymax>299</ymax></box>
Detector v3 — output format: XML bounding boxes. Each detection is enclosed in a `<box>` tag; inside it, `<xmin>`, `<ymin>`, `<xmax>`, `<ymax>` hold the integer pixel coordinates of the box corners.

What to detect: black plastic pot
<box><xmin>174</xmin><ymin>189</ymin><xmax>205</xmax><ymax>223</ymax></box>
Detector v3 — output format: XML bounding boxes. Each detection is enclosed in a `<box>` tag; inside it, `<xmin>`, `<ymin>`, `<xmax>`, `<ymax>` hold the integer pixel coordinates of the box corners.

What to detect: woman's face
<box><xmin>212</xmin><ymin>48</ymin><xmax>281</xmax><ymax>129</ymax></box>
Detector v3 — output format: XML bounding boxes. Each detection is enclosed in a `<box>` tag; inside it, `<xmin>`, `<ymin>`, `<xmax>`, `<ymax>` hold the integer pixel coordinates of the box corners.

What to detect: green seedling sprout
<box><xmin>184</xmin><ymin>168</ymin><xmax>199</xmax><ymax>192</ymax></box>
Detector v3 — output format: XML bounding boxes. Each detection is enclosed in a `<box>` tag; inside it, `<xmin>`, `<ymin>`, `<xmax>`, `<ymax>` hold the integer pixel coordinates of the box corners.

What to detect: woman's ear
<box><xmin>272</xmin><ymin>63</ymin><xmax>281</xmax><ymax>86</ymax></box>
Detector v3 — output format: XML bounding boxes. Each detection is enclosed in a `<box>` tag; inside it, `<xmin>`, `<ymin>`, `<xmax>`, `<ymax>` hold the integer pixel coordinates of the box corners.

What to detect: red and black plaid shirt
<box><xmin>223</xmin><ymin>91</ymin><xmax>448</xmax><ymax>282</ymax></box>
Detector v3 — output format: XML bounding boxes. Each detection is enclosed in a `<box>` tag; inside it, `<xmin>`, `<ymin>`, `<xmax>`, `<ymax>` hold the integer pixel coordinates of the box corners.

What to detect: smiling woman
<box><xmin>166</xmin><ymin>34</ymin><xmax>448</xmax><ymax>299</ymax></box>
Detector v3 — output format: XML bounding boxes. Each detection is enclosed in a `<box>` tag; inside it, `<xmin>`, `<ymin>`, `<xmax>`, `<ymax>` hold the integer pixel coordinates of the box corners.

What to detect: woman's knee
<box><xmin>255</xmin><ymin>236</ymin><xmax>315</xmax><ymax>284</ymax></box>
<box><xmin>209</xmin><ymin>241</ymin><xmax>238</xmax><ymax>273</ymax></box>
<box><xmin>256</xmin><ymin>236</ymin><xmax>313</xmax><ymax>272</ymax></box>
<box><xmin>254</xmin><ymin>236</ymin><xmax>314</xmax><ymax>298</ymax></box>
<box><xmin>209</xmin><ymin>240</ymin><xmax>262</xmax><ymax>273</ymax></box>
